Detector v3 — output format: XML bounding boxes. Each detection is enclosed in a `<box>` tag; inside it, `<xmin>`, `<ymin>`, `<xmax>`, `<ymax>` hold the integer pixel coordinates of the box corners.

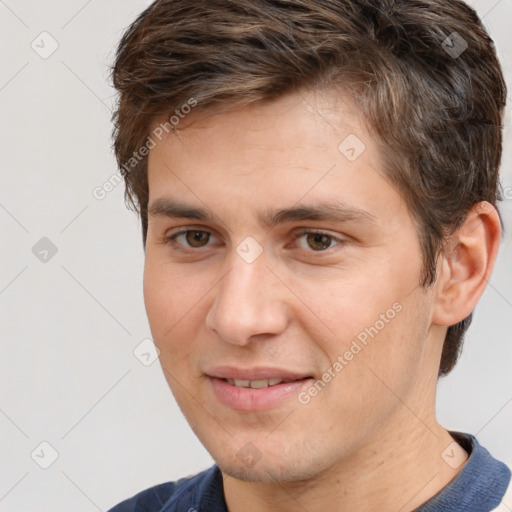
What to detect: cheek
<box><xmin>143</xmin><ymin>257</ymin><xmax>219</xmax><ymax>378</ymax></box>
<box><xmin>143</xmin><ymin>263</ymin><xmax>175</xmax><ymax>337</ymax></box>
<box><xmin>320</xmin><ymin>268</ymin><xmax>422</xmax><ymax>376</ymax></box>
<box><xmin>286</xmin><ymin>265</ymin><xmax>407</xmax><ymax>357</ymax></box>
<box><xmin>349</xmin><ymin>287</ymin><xmax>433</xmax><ymax>401</ymax></box>
<box><xmin>310</xmin><ymin>293</ymin><xmax>431</xmax><ymax>436</ymax></box>
<box><xmin>143</xmin><ymin>258</ymin><xmax>200</xmax><ymax>343</ymax></box>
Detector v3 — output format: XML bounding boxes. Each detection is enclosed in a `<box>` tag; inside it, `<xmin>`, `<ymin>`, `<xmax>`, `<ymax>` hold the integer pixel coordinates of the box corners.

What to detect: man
<box><xmin>108</xmin><ymin>0</ymin><xmax>510</xmax><ymax>510</ymax></box>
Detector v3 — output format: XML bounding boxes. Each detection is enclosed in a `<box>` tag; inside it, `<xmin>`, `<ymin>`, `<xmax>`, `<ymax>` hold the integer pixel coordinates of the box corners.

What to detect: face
<box><xmin>144</xmin><ymin>89</ymin><xmax>439</xmax><ymax>483</ymax></box>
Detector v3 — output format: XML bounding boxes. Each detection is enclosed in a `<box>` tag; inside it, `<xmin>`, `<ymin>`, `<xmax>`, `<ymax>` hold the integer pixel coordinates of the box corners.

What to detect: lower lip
<box><xmin>209</xmin><ymin>377</ymin><xmax>312</xmax><ymax>411</ymax></box>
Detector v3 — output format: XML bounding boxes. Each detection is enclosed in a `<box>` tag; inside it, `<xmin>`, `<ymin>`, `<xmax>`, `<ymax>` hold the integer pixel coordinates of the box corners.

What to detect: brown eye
<box><xmin>306</xmin><ymin>233</ymin><xmax>333</xmax><ymax>251</ymax></box>
<box><xmin>294</xmin><ymin>230</ymin><xmax>343</xmax><ymax>252</ymax></box>
<box><xmin>185</xmin><ymin>230</ymin><xmax>210</xmax><ymax>247</ymax></box>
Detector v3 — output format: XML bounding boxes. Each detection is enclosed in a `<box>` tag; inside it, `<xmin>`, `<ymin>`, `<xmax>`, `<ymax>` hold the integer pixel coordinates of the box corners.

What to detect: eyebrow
<box><xmin>147</xmin><ymin>198</ymin><xmax>378</xmax><ymax>228</ymax></box>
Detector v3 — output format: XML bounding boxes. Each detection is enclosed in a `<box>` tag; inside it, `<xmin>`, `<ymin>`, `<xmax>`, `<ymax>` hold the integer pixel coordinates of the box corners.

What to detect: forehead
<box><xmin>145</xmin><ymin>89</ymin><xmax>406</xmax><ymax>229</ymax></box>
<box><xmin>149</xmin><ymin>88</ymin><xmax>363</xmax><ymax>157</ymax></box>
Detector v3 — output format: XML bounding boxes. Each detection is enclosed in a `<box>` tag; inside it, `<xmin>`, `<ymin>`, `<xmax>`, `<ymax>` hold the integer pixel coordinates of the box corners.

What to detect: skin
<box><xmin>143</xmin><ymin>89</ymin><xmax>501</xmax><ymax>512</ymax></box>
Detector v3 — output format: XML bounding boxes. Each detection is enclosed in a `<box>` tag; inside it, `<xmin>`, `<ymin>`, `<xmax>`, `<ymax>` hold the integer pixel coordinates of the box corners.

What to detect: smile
<box><xmin>208</xmin><ymin>371</ymin><xmax>313</xmax><ymax>411</ymax></box>
<box><xmin>224</xmin><ymin>378</ymin><xmax>293</xmax><ymax>388</ymax></box>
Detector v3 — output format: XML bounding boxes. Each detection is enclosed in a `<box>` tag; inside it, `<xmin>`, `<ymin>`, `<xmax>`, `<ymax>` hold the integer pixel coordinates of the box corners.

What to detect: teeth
<box><xmin>226</xmin><ymin>378</ymin><xmax>287</xmax><ymax>388</ymax></box>
<box><xmin>250</xmin><ymin>379</ymin><xmax>269</xmax><ymax>389</ymax></box>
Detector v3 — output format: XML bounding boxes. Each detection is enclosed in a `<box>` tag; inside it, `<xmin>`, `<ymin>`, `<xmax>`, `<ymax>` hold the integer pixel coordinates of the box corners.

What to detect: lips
<box><xmin>206</xmin><ymin>366</ymin><xmax>313</xmax><ymax>411</ymax></box>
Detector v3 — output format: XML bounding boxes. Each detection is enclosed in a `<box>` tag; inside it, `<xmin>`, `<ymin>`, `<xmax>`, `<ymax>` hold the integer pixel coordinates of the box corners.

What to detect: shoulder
<box><xmin>106</xmin><ymin>466</ymin><xmax>218</xmax><ymax>512</ymax></box>
<box><xmin>418</xmin><ymin>432</ymin><xmax>511</xmax><ymax>511</ymax></box>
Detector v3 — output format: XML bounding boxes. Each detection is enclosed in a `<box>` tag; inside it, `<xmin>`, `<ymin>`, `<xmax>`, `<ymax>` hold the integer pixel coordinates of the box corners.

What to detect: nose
<box><xmin>205</xmin><ymin>249</ymin><xmax>289</xmax><ymax>346</ymax></box>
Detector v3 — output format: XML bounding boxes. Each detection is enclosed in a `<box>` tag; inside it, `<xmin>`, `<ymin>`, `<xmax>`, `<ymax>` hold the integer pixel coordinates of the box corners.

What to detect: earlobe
<box><xmin>432</xmin><ymin>201</ymin><xmax>501</xmax><ymax>327</ymax></box>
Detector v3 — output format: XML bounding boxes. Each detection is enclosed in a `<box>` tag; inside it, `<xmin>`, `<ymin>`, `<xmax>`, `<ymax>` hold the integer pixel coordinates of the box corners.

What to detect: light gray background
<box><xmin>0</xmin><ymin>1</ymin><xmax>511</xmax><ymax>510</ymax></box>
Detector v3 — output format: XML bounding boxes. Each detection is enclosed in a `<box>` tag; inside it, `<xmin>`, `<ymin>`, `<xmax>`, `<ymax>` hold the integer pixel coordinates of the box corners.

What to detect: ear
<box><xmin>432</xmin><ymin>201</ymin><xmax>502</xmax><ymax>327</ymax></box>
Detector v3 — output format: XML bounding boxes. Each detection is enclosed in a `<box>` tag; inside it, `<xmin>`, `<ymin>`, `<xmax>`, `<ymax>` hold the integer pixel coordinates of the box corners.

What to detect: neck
<box><xmin>222</xmin><ymin>412</ymin><xmax>466</xmax><ymax>512</ymax></box>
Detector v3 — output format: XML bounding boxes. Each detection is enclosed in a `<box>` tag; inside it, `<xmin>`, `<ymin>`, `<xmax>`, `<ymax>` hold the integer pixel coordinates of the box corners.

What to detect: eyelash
<box><xmin>162</xmin><ymin>228</ymin><xmax>345</xmax><ymax>254</ymax></box>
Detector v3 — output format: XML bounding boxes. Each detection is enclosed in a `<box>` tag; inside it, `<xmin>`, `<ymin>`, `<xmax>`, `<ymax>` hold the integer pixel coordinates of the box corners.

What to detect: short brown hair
<box><xmin>111</xmin><ymin>0</ymin><xmax>507</xmax><ymax>376</ymax></box>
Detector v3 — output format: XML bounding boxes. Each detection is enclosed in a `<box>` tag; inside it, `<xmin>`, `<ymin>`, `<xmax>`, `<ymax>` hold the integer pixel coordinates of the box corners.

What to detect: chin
<box><xmin>212</xmin><ymin>442</ymin><xmax>332</xmax><ymax>484</ymax></box>
<box><xmin>218</xmin><ymin>460</ymin><xmax>318</xmax><ymax>483</ymax></box>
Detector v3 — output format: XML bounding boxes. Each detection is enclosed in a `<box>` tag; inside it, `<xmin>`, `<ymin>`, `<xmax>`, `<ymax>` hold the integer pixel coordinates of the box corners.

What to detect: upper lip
<box><xmin>206</xmin><ymin>366</ymin><xmax>312</xmax><ymax>381</ymax></box>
